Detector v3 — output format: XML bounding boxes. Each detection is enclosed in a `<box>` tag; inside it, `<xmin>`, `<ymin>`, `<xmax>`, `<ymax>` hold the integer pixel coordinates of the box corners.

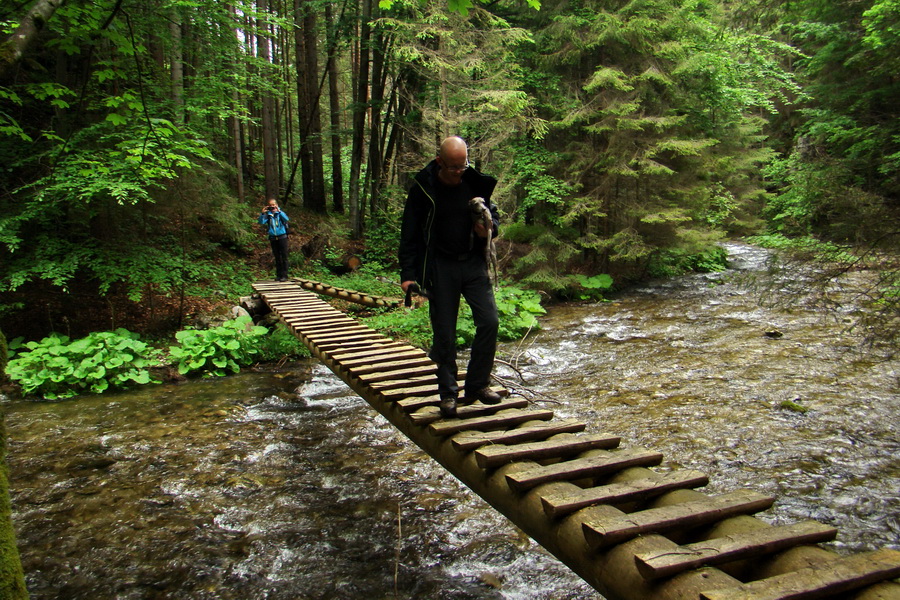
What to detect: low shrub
<box><xmin>6</xmin><ymin>330</ymin><xmax>161</xmax><ymax>400</ymax></box>
<box><xmin>168</xmin><ymin>316</ymin><xmax>269</xmax><ymax>377</ymax></box>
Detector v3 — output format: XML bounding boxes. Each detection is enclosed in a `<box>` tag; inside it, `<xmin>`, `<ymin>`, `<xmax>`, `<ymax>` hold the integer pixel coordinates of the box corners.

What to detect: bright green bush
<box><xmin>6</xmin><ymin>330</ymin><xmax>161</xmax><ymax>400</ymax></box>
<box><xmin>495</xmin><ymin>286</ymin><xmax>546</xmax><ymax>339</ymax></box>
<box><xmin>573</xmin><ymin>274</ymin><xmax>614</xmax><ymax>301</ymax></box>
<box><xmin>168</xmin><ymin>316</ymin><xmax>269</xmax><ymax>377</ymax></box>
<box><xmin>5</xmin><ymin>317</ymin><xmax>303</xmax><ymax>399</ymax></box>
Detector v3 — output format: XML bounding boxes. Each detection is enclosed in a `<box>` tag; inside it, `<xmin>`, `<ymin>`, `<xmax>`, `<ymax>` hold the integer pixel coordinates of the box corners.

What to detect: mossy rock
<box><xmin>0</xmin><ymin>414</ymin><xmax>29</xmax><ymax>599</ymax></box>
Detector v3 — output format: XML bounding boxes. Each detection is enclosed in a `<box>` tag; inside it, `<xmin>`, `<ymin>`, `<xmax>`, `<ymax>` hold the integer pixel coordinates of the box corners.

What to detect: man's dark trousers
<box><xmin>269</xmin><ymin>234</ymin><xmax>289</xmax><ymax>280</ymax></box>
<box><xmin>427</xmin><ymin>253</ymin><xmax>499</xmax><ymax>399</ymax></box>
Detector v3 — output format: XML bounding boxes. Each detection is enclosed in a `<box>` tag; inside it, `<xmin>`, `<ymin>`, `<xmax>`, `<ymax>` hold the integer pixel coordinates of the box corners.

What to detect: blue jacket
<box><xmin>259</xmin><ymin>209</ymin><xmax>290</xmax><ymax>237</ymax></box>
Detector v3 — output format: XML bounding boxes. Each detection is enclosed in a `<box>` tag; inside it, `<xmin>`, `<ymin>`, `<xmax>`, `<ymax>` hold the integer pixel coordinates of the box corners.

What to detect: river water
<box><xmin>4</xmin><ymin>242</ymin><xmax>899</xmax><ymax>599</ymax></box>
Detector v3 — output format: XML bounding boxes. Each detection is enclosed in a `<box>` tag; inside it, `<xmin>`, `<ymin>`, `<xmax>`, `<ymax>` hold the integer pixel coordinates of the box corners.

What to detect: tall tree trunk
<box><xmin>243</xmin><ymin>12</ymin><xmax>258</xmax><ymax>192</ymax></box>
<box><xmin>282</xmin><ymin>23</ymin><xmax>294</xmax><ymax>185</ymax></box>
<box><xmin>325</xmin><ymin>3</ymin><xmax>344</xmax><ymax>213</ymax></box>
<box><xmin>366</xmin><ymin>27</ymin><xmax>386</xmax><ymax>214</ymax></box>
<box><xmin>257</xmin><ymin>0</ymin><xmax>280</xmax><ymax>201</ymax></box>
<box><xmin>227</xmin><ymin>3</ymin><xmax>244</xmax><ymax>201</ymax></box>
<box><xmin>303</xmin><ymin>9</ymin><xmax>326</xmax><ymax>212</ymax></box>
<box><xmin>0</xmin><ymin>0</ymin><xmax>64</xmax><ymax>80</ymax></box>
<box><xmin>170</xmin><ymin>9</ymin><xmax>185</xmax><ymax>124</ymax></box>
<box><xmin>293</xmin><ymin>0</ymin><xmax>314</xmax><ymax>208</ymax></box>
<box><xmin>348</xmin><ymin>0</ymin><xmax>371</xmax><ymax>239</ymax></box>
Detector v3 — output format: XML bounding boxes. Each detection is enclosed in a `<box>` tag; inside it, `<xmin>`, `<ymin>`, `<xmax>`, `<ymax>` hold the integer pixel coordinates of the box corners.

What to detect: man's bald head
<box><xmin>436</xmin><ymin>136</ymin><xmax>469</xmax><ymax>186</ymax></box>
<box><xmin>439</xmin><ymin>136</ymin><xmax>467</xmax><ymax>158</ymax></box>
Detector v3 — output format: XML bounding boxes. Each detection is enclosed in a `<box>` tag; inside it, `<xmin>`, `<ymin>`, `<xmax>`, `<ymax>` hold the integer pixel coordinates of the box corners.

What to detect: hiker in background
<box><xmin>259</xmin><ymin>198</ymin><xmax>290</xmax><ymax>282</ymax></box>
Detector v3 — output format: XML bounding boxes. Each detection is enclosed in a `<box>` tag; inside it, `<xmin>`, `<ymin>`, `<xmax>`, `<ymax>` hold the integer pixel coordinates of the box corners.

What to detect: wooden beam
<box><xmin>582</xmin><ymin>490</ymin><xmax>775</xmax><ymax>550</ymax></box>
<box><xmin>506</xmin><ymin>448</ymin><xmax>664</xmax><ymax>492</ymax></box>
<box><xmin>700</xmin><ymin>548</ymin><xmax>900</xmax><ymax>600</ymax></box>
<box><xmin>541</xmin><ymin>469</ymin><xmax>709</xmax><ymax>519</ymax></box>
<box><xmin>635</xmin><ymin>520</ymin><xmax>838</xmax><ymax>580</ymax></box>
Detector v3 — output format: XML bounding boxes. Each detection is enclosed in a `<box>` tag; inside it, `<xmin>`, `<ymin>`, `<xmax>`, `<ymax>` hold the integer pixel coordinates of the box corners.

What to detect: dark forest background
<box><xmin>1</xmin><ymin>0</ymin><xmax>898</xmax><ymax>342</ymax></box>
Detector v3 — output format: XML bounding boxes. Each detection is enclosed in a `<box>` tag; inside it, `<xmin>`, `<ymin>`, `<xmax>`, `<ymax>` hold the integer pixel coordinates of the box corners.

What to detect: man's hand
<box><xmin>401</xmin><ymin>280</ymin><xmax>415</xmax><ymax>293</ymax></box>
<box><xmin>473</xmin><ymin>221</ymin><xmax>490</xmax><ymax>238</ymax></box>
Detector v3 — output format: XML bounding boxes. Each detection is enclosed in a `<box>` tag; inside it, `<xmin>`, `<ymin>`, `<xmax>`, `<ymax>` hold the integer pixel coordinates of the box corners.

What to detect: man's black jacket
<box><xmin>399</xmin><ymin>159</ymin><xmax>498</xmax><ymax>291</ymax></box>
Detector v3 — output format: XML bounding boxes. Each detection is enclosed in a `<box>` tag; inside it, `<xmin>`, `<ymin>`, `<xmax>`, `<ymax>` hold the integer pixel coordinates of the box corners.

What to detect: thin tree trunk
<box><xmin>227</xmin><ymin>4</ymin><xmax>245</xmax><ymax>200</ymax></box>
<box><xmin>282</xmin><ymin>23</ymin><xmax>294</xmax><ymax>185</ymax></box>
<box><xmin>304</xmin><ymin>9</ymin><xmax>326</xmax><ymax>212</ymax></box>
<box><xmin>325</xmin><ymin>3</ymin><xmax>344</xmax><ymax>213</ymax></box>
<box><xmin>293</xmin><ymin>0</ymin><xmax>314</xmax><ymax>208</ymax></box>
<box><xmin>243</xmin><ymin>12</ymin><xmax>258</xmax><ymax>191</ymax></box>
<box><xmin>348</xmin><ymin>0</ymin><xmax>371</xmax><ymax>239</ymax></box>
<box><xmin>258</xmin><ymin>0</ymin><xmax>280</xmax><ymax>201</ymax></box>
<box><xmin>367</xmin><ymin>26</ymin><xmax>386</xmax><ymax>214</ymax></box>
<box><xmin>170</xmin><ymin>9</ymin><xmax>185</xmax><ymax>124</ymax></box>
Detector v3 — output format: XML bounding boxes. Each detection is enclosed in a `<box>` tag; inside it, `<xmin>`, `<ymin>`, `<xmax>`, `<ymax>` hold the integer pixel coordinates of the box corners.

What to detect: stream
<box><xmin>4</xmin><ymin>242</ymin><xmax>899</xmax><ymax>599</ymax></box>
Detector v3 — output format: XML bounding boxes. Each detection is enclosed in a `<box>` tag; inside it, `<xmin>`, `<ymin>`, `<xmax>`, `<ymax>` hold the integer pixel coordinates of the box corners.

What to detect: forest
<box><xmin>0</xmin><ymin>0</ymin><xmax>898</xmax><ymax>344</ymax></box>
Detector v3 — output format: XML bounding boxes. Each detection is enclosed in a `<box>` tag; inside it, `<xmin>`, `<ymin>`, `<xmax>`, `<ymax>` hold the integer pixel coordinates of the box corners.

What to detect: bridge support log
<box><xmin>253</xmin><ymin>280</ymin><xmax>900</xmax><ymax>600</ymax></box>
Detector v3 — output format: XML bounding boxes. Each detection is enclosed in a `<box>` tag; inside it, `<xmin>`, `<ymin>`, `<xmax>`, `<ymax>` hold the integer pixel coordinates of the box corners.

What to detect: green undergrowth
<box><xmin>361</xmin><ymin>285</ymin><xmax>546</xmax><ymax>349</ymax></box>
<box><xmin>6</xmin><ymin>329</ymin><xmax>161</xmax><ymax>399</ymax></box>
<box><xmin>646</xmin><ymin>246</ymin><xmax>730</xmax><ymax>278</ymax></box>
<box><xmin>747</xmin><ymin>233</ymin><xmax>856</xmax><ymax>263</ymax></box>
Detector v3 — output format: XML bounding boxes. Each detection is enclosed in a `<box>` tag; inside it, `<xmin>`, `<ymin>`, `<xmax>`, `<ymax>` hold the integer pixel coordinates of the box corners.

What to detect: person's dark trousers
<box><xmin>427</xmin><ymin>253</ymin><xmax>499</xmax><ymax>399</ymax></box>
<box><xmin>269</xmin><ymin>234</ymin><xmax>290</xmax><ymax>280</ymax></box>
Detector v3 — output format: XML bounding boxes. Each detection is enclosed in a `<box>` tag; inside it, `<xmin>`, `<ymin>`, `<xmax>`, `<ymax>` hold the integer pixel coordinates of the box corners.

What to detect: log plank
<box><xmin>428</xmin><ymin>409</ymin><xmax>555</xmax><ymax>436</ymax></box>
<box><xmin>475</xmin><ymin>433</ymin><xmax>622</xmax><ymax>469</ymax></box>
<box><xmin>541</xmin><ymin>470</ymin><xmax>709</xmax><ymax>519</ymax></box>
<box><xmin>582</xmin><ymin>490</ymin><xmax>775</xmax><ymax>550</ymax></box>
<box><xmin>635</xmin><ymin>520</ymin><xmax>838</xmax><ymax>580</ymax></box>
<box><xmin>451</xmin><ymin>419</ymin><xmax>588</xmax><ymax>452</ymax></box>
<box><xmin>700</xmin><ymin>548</ymin><xmax>900</xmax><ymax>600</ymax></box>
<box><xmin>506</xmin><ymin>449</ymin><xmax>664</xmax><ymax>493</ymax></box>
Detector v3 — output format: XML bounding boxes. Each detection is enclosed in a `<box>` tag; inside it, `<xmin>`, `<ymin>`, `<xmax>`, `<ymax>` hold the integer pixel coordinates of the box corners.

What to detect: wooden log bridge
<box><xmin>252</xmin><ymin>279</ymin><xmax>900</xmax><ymax>600</ymax></box>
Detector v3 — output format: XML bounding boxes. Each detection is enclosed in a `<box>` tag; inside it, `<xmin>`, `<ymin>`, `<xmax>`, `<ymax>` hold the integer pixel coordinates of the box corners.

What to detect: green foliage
<box><xmin>765</xmin><ymin>0</ymin><xmax>900</xmax><ymax>243</ymax></box>
<box><xmin>494</xmin><ymin>285</ymin><xmax>546</xmax><ymax>339</ymax></box>
<box><xmin>746</xmin><ymin>233</ymin><xmax>856</xmax><ymax>264</ymax></box>
<box><xmin>167</xmin><ymin>317</ymin><xmax>269</xmax><ymax>377</ymax></box>
<box><xmin>365</xmin><ymin>188</ymin><xmax>405</xmax><ymax>268</ymax></box>
<box><xmin>646</xmin><ymin>246</ymin><xmax>729</xmax><ymax>278</ymax></box>
<box><xmin>511</xmin><ymin>0</ymin><xmax>798</xmax><ymax>281</ymax></box>
<box><xmin>3</xmin><ymin>318</ymin><xmax>310</xmax><ymax>400</ymax></box>
<box><xmin>27</xmin><ymin>117</ymin><xmax>212</xmax><ymax>209</ymax></box>
<box><xmin>380</xmin><ymin>0</ymin><xmax>540</xmax><ymax>16</ymax></box>
<box><xmin>0</xmin><ymin>231</ymin><xmax>256</xmax><ymax>303</ymax></box>
<box><xmin>254</xmin><ymin>322</ymin><xmax>311</xmax><ymax>361</ymax></box>
<box><xmin>573</xmin><ymin>274</ymin><xmax>614</xmax><ymax>301</ymax></box>
<box><xmin>5</xmin><ymin>330</ymin><xmax>162</xmax><ymax>400</ymax></box>
<box><xmin>501</xmin><ymin>222</ymin><xmax>548</xmax><ymax>244</ymax></box>
<box><xmin>362</xmin><ymin>304</ymin><xmax>435</xmax><ymax>349</ymax></box>
<box><xmin>0</xmin><ymin>330</ymin><xmax>6</xmax><ymax>383</ymax></box>
<box><xmin>334</xmin><ymin>266</ymin><xmax>403</xmax><ymax>297</ymax></box>
<box><xmin>506</xmin><ymin>138</ymin><xmax>576</xmax><ymax>226</ymax></box>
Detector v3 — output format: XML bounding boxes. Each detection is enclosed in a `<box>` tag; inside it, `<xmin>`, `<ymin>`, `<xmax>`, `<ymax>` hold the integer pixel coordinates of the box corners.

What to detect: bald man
<box><xmin>399</xmin><ymin>136</ymin><xmax>502</xmax><ymax>418</ymax></box>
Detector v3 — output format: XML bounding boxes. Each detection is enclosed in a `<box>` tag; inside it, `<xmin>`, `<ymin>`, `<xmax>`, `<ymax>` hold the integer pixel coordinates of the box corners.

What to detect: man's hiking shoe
<box><xmin>465</xmin><ymin>387</ymin><xmax>502</xmax><ymax>405</ymax></box>
<box><xmin>439</xmin><ymin>396</ymin><xmax>458</xmax><ymax>418</ymax></box>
